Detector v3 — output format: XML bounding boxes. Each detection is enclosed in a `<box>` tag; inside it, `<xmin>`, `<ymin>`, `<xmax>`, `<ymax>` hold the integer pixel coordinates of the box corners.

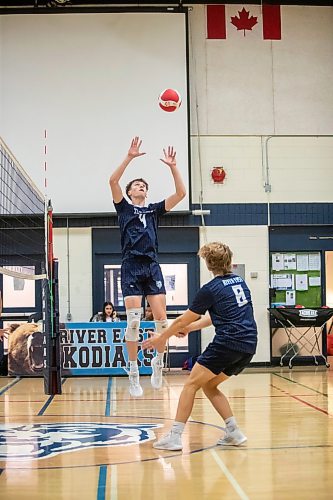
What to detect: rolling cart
<box><xmin>268</xmin><ymin>307</ymin><xmax>333</xmax><ymax>369</ymax></box>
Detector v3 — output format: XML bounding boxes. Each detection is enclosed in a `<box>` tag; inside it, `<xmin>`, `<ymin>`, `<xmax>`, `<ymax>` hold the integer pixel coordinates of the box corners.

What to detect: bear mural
<box><xmin>8</xmin><ymin>323</ymin><xmax>44</xmax><ymax>376</ymax></box>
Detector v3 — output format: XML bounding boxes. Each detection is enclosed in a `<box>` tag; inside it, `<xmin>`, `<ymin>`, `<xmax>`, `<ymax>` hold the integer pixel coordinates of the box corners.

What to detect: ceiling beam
<box><xmin>0</xmin><ymin>0</ymin><xmax>332</xmax><ymax>8</ymax></box>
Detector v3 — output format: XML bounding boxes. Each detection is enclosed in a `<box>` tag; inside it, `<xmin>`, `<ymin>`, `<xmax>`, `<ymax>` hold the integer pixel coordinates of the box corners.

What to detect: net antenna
<box><xmin>43</xmin><ymin>129</ymin><xmax>62</xmax><ymax>395</ymax></box>
<box><xmin>0</xmin><ymin>136</ymin><xmax>61</xmax><ymax>394</ymax></box>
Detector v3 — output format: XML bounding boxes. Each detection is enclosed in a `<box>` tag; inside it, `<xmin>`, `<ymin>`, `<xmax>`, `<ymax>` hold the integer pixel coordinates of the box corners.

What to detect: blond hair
<box><xmin>198</xmin><ymin>242</ymin><xmax>233</xmax><ymax>276</ymax></box>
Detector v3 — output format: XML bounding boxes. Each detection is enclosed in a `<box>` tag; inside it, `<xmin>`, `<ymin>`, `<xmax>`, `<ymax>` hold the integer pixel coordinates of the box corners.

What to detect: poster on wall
<box><xmin>7</xmin><ymin>322</ymin><xmax>43</xmax><ymax>376</ymax></box>
<box><xmin>271</xmin><ymin>273</ymin><xmax>295</xmax><ymax>290</ymax></box>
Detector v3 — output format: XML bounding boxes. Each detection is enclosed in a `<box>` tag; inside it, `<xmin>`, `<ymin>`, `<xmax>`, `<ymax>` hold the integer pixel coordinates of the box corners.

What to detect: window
<box><xmin>104</xmin><ymin>265</ymin><xmax>122</xmax><ymax>308</ymax></box>
<box><xmin>103</xmin><ymin>263</ymin><xmax>188</xmax><ymax>308</ymax></box>
<box><xmin>2</xmin><ymin>266</ymin><xmax>36</xmax><ymax>308</ymax></box>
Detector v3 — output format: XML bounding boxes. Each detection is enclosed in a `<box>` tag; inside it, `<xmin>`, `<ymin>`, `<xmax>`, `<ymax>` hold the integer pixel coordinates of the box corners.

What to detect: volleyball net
<box><xmin>0</xmin><ymin>137</ymin><xmax>61</xmax><ymax>394</ymax></box>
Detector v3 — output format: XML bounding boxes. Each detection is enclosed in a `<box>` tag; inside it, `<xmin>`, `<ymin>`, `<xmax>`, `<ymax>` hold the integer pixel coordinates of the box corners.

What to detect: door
<box><xmin>93</xmin><ymin>251</ymin><xmax>200</xmax><ymax>368</ymax></box>
<box><xmin>325</xmin><ymin>251</ymin><xmax>333</xmax><ymax>355</ymax></box>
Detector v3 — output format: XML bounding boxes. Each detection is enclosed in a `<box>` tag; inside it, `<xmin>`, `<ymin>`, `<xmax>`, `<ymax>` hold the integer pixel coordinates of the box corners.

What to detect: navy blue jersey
<box><xmin>190</xmin><ymin>273</ymin><xmax>258</xmax><ymax>354</ymax></box>
<box><xmin>114</xmin><ymin>197</ymin><xmax>166</xmax><ymax>261</ymax></box>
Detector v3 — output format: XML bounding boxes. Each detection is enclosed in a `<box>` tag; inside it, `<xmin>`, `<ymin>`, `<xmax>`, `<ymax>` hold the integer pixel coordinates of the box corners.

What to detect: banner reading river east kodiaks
<box><xmin>7</xmin><ymin>322</ymin><xmax>155</xmax><ymax>376</ymax></box>
<box><xmin>60</xmin><ymin>322</ymin><xmax>155</xmax><ymax>376</ymax></box>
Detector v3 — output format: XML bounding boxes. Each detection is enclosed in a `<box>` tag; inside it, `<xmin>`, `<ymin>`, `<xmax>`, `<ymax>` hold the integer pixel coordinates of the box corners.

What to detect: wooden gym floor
<box><xmin>0</xmin><ymin>368</ymin><xmax>332</xmax><ymax>499</ymax></box>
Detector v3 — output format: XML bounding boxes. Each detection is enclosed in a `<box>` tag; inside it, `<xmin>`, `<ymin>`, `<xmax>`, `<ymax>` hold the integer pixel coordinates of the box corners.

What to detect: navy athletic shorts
<box><xmin>121</xmin><ymin>258</ymin><xmax>166</xmax><ymax>298</ymax></box>
<box><xmin>197</xmin><ymin>344</ymin><xmax>254</xmax><ymax>376</ymax></box>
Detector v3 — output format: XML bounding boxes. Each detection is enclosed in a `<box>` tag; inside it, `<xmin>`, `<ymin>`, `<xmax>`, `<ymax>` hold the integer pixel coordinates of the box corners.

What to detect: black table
<box><xmin>268</xmin><ymin>307</ymin><xmax>333</xmax><ymax>369</ymax></box>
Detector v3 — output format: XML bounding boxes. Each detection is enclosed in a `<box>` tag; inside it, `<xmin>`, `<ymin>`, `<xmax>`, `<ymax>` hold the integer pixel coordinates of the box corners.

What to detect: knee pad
<box><xmin>125</xmin><ymin>308</ymin><xmax>142</xmax><ymax>341</ymax></box>
<box><xmin>154</xmin><ymin>319</ymin><xmax>168</xmax><ymax>336</ymax></box>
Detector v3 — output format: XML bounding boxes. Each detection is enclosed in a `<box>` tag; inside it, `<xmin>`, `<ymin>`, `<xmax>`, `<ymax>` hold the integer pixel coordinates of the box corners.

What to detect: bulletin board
<box><xmin>270</xmin><ymin>252</ymin><xmax>322</xmax><ymax>308</ymax></box>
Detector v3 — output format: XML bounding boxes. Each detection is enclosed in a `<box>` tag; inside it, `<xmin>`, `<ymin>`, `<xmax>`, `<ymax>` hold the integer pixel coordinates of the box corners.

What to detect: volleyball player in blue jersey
<box><xmin>143</xmin><ymin>242</ymin><xmax>258</xmax><ymax>450</ymax></box>
<box><xmin>109</xmin><ymin>137</ymin><xmax>186</xmax><ymax>397</ymax></box>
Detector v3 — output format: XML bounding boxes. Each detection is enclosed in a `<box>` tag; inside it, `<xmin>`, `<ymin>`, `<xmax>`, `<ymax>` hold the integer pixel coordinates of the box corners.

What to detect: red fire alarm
<box><xmin>211</xmin><ymin>167</ymin><xmax>226</xmax><ymax>184</ymax></box>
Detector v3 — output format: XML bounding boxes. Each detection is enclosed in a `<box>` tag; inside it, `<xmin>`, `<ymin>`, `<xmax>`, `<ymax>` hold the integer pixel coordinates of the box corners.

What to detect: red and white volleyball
<box><xmin>158</xmin><ymin>88</ymin><xmax>182</xmax><ymax>112</ymax></box>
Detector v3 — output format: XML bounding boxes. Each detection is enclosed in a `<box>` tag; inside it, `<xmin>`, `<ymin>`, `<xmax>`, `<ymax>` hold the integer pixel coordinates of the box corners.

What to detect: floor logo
<box><xmin>0</xmin><ymin>422</ymin><xmax>162</xmax><ymax>460</ymax></box>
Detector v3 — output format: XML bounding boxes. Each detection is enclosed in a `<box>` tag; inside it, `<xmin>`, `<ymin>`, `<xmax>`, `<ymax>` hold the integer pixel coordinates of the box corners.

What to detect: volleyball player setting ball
<box><xmin>109</xmin><ymin>136</ymin><xmax>186</xmax><ymax>397</ymax></box>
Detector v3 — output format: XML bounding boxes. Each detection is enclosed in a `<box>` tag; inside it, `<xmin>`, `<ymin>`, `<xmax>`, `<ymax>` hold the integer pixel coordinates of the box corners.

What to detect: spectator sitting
<box><xmin>90</xmin><ymin>301</ymin><xmax>120</xmax><ymax>322</ymax></box>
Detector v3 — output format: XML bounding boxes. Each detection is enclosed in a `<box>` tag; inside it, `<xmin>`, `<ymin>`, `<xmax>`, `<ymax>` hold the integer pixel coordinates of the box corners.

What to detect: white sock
<box><xmin>225</xmin><ymin>416</ymin><xmax>237</xmax><ymax>432</ymax></box>
<box><xmin>171</xmin><ymin>421</ymin><xmax>185</xmax><ymax>435</ymax></box>
<box><xmin>129</xmin><ymin>360</ymin><xmax>138</xmax><ymax>372</ymax></box>
<box><xmin>157</xmin><ymin>352</ymin><xmax>164</xmax><ymax>362</ymax></box>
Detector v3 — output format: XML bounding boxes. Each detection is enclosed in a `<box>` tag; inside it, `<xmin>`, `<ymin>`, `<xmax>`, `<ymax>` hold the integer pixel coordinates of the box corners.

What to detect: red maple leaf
<box><xmin>231</xmin><ymin>7</ymin><xmax>258</xmax><ymax>36</ymax></box>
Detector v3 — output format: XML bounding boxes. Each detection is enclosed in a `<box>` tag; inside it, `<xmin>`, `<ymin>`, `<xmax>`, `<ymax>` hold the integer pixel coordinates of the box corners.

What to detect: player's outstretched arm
<box><xmin>142</xmin><ymin>309</ymin><xmax>200</xmax><ymax>351</ymax></box>
<box><xmin>175</xmin><ymin>313</ymin><xmax>212</xmax><ymax>338</ymax></box>
<box><xmin>109</xmin><ymin>136</ymin><xmax>146</xmax><ymax>203</ymax></box>
<box><xmin>161</xmin><ymin>146</ymin><xmax>186</xmax><ymax>211</ymax></box>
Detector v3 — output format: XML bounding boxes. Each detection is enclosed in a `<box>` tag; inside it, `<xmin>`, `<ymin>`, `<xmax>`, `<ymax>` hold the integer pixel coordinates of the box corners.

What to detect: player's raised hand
<box><xmin>128</xmin><ymin>137</ymin><xmax>146</xmax><ymax>159</ymax></box>
<box><xmin>160</xmin><ymin>146</ymin><xmax>176</xmax><ymax>169</ymax></box>
<box><xmin>142</xmin><ymin>332</ymin><xmax>166</xmax><ymax>352</ymax></box>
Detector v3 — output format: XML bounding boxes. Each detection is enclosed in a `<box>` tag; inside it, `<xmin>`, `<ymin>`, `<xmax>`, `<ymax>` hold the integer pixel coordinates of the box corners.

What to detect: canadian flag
<box><xmin>206</xmin><ymin>4</ymin><xmax>281</xmax><ymax>40</ymax></box>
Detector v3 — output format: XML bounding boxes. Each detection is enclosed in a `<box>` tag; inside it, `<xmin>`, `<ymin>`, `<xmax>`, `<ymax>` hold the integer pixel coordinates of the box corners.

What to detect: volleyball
<box><xmin>158</xmin><ymin>88</ymin><xmax>182</xmax><ymax>112</ymax></box>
